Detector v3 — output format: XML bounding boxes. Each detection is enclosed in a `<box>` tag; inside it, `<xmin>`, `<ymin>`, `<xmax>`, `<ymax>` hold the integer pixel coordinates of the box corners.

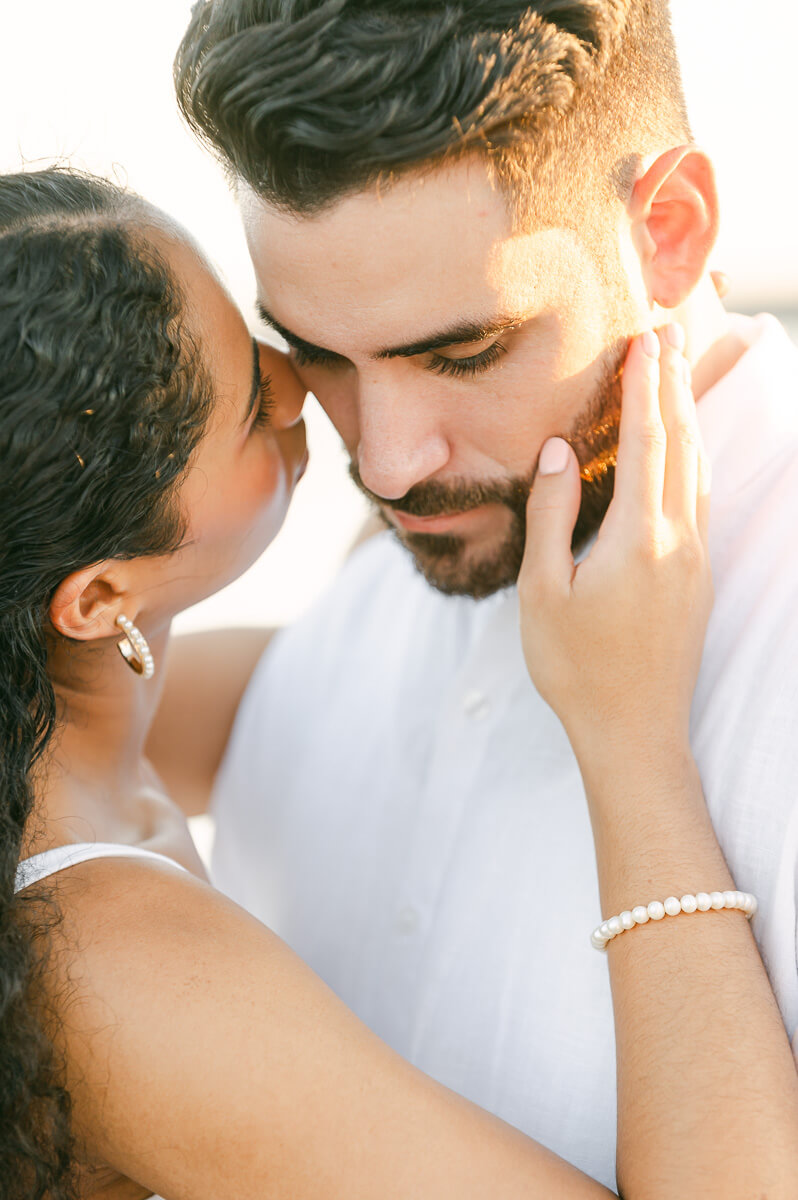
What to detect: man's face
<box><xmin>241</xmin><ymin>158</ymin><xmax>650</xmax><ymax>597</ymax></box>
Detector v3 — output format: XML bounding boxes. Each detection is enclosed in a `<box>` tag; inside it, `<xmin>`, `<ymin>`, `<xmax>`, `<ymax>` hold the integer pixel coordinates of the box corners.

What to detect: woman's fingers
<box><xmin>520</xmin><ymin>324</ymin><xmax>710</xmax><ymax>611</ymax></box>
<box><xmin>657</xmin><ymin>323</ymin><xmax>711</xmax><ymax>544</ymax></box>
<box><xmin>696</xmin><ymin>438</ymin><xmax>712</xmax><ymax>549</ymax></box>
<box><xmin>615</xmin><ymin>326</ymin><xmax>708</xmax><ymax>542</ymax></box>
<box><xmin>659</xmin><ymin>324</ymin><xmax>699</xmax><ymax>526</ymax></box>
<box><xmin>711</xmin><ymin>269</ymin><xmax>731</xmax><ymax>299</ymax></box>
<box><xmin>612</xmin><ymin>331</ymin><xmax>666</xmax><ymax>526</ymax></box>
<box><xmin>519</xmin><ymin>329</ymin><xmax>713</xmax><ymax>740</ymax></box>
<box><xmin>521</xmin><ymin>437</ymin><xmax>582</xmax><ymax>590</ymax></box>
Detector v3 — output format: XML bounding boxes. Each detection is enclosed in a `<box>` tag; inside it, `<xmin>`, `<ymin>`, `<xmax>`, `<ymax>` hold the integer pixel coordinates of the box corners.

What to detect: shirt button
<box><xmin>463</xmin><ymin>688</ymin><xmax>491</xmax><ymax>720</ymax></box>
<box><xmin>396</xmin><ymin>905</ymin><xmax>421</xmax><ymax>936</ymax></box>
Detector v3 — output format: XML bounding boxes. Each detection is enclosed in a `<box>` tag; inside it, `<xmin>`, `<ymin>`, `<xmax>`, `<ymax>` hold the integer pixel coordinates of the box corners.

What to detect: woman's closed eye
<box><xmin>251</xmin><ymin>374</ymin><xmax>275</xmax><ymax>430</ymax></box>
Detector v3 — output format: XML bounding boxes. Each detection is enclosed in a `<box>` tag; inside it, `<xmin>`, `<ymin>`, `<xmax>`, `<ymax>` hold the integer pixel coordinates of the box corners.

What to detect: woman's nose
<box><xmin>257</xmin><ymin>341</ymin><xmax>306</xmax><ymax>428</ymax></box>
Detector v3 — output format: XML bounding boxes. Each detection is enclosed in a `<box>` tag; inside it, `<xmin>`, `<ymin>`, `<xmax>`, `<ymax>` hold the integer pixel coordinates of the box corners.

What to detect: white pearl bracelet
<box><xmin>591</xmin><ymin>890</ymin><xmax>757</xmax><ymax>951</ymax></box>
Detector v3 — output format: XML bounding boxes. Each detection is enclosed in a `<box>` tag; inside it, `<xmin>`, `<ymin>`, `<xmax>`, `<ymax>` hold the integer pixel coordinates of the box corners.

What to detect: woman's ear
<box><xmin>49</xmin><ymin>563</ymin><xmax>130</xmax><ymax>642</ymax></box>
<box><xmin>629</xmin><ymin>146</ymin><xmax>720</xmax><ymax>310</ymax></box>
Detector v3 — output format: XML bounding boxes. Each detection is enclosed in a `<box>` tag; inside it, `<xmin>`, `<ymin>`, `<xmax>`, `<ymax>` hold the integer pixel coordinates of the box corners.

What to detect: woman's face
<box><xmin>129</xmin><ymin>226</ymin><xmax>307</xmax><ymax>625</ymax></box>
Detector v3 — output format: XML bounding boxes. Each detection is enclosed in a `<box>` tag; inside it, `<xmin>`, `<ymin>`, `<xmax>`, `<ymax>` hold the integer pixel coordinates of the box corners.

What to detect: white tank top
<box><xmin>15</xmin><ymin>842</ymin><xmax>188</xmax><ymax>894</ymax></box>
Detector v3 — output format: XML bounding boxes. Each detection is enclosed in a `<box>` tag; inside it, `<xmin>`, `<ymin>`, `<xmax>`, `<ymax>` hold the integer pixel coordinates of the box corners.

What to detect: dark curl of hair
<box><xmin>173</xmin><ymin>0</ymin><xmax>690</xmax><ymax>220</ymax></box>
<box><xmin>0</xmin><ymin>168</ymin><xmax>213</xmax><ymax>1198</ymax></box>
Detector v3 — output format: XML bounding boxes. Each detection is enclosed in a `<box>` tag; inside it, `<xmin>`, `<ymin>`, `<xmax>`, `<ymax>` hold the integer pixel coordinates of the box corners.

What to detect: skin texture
<box><xmin>149</xmin><ymin>147</ymin><xmax>744</xmax><ymax>806</ymax></box>
<box><xmin>47</xmin><ymin>222</ymin><xmax>307</xmax><ymax>657</ymax></box>
<box><xmin>50</xmin><ymin>860</ymin><xmax>615</xmax><ymax>1200</ymax></box>
<box><xmin>50</xmin><ymin>329</ymin><xmax>798</xmax><ymax>1200</ymax></box>
<box><xmin>147</xmin><ymin>627</ymin><xmax>277</xmax><ymax>817</ymax></box>
<box><xmin>147</xmin><ymin>509</ymin><xmax>384</xmax><ymax>817</ymax></box>
<box><xmin>34</xmin><ymin>218</ymin><xmax>615</xmax><ymax>1200</ymax></box>
<box><xmin>132</xmin><ymin>138</ymin><xmax>798</xmax><ymax>1197</ymax></box>
<box><xmin>38</xmin><ymin>151</ymin><xmax>797</xmax><ymax>1195</ymax></box>
<box><xmin>146</xmin><ymin>270</ymin><xmax>734</xmax><ymax>814</ymax></box>
<box><xmin>239</xmin><ymin>150</ymin><xmax>740</xmax><ymax>598</ymax></box>
<box><xmin>33</xmin><ymin>220</ymin><xmax>306</xmax><ymax>868</ymax></box>
<box><xmin>519</xmin><ymin>329</ymin><xmax>798</xmax><ymax>1197</ymax></box>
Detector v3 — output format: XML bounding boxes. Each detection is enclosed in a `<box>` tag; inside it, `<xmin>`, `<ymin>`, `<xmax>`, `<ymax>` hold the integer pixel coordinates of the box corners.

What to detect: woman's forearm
<box><xmin>576</xmin><ymin>736</ymin><xmax>798</xmax><ymax>1199</ymax></box>
<box><xmin>520</xmin><ymin>327</ymin><xmax>798</xmax><ymax>1196</ymax></box>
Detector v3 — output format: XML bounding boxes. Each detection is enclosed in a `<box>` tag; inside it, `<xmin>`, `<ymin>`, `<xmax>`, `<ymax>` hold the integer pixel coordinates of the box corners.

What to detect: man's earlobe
<box><xmin>49</xmin><ymin>564</ymin><xmax>126</xmax><ymax>643</ymax></box>
<box><xmin>629</xmin><ymin>146</ymin><xmax>719</xmax><ymax>310</ymax></box>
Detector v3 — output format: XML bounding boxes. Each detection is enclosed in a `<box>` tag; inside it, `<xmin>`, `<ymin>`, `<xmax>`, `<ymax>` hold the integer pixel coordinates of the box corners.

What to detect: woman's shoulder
<box><xmin>48</xmin><ymin>849</ymin><xmax>262</xmax><ymax>972</ymax></box>
<box><xmin>44</xmin><ymin>850</ymin><xmax>284</xmax><ymax>1054</ymax></box>
<box><xmin>45</xmin><ymin>856</ymin><xmax>294</xmax><ymax>1187</ymax></box>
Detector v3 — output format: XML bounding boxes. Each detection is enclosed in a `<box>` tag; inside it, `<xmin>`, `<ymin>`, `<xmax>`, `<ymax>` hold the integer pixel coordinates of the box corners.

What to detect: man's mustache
<box><xmin>347</xmin><ymin>463</ymin><xmax>534</xmax><ymax>519</ymax></box>
<box><xmin>346</xmin><ymin>336</ymin><xmax>628</xmax><ymax>524</ymax></box>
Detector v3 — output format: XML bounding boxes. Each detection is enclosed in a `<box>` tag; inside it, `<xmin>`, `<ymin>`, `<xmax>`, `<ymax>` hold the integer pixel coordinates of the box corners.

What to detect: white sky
<box><xmin>2</xmin><ymin>2</ymin><xmax>797</xmax><ymax>629</ymax></box>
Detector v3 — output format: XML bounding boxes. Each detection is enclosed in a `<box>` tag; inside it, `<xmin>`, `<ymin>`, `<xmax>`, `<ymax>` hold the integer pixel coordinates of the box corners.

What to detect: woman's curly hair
<box><xmin>0</xmin><ymin>168</ymin><xmax>214</xmax><ymax>1197</ymax></box>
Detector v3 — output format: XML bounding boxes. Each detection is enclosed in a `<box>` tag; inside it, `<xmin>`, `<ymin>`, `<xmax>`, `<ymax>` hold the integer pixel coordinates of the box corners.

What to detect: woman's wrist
<box><xmin>578</xmin><ymin>745</ymin><xmax>736</xmax><ymax>929</ymax></box>
<box><xmin>565</xmin><ymin>718</ymin><xmax>695</xmax><ymax>794</ymax></box>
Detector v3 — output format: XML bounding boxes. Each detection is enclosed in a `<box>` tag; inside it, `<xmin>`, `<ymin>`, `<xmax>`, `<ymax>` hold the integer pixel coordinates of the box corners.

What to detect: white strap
<box><xmin>15</xmin><ymin>842</ymin><xmax>189</xmax><ymax>894</ymax></box>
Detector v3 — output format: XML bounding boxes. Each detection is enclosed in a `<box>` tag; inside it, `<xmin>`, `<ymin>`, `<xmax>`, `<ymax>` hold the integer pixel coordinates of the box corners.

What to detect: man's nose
<box><xmin>356</xmin><ymin>370</ymin><xmax>450</xmax><ymax>500</ymax></box>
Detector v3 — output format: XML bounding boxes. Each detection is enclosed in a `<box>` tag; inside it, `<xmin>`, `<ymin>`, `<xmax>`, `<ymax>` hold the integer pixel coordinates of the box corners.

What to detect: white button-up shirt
<box><xmin>212</xmin><ymin>315</ymin><xmax>798</xmax><ymax>1190</ymax></box>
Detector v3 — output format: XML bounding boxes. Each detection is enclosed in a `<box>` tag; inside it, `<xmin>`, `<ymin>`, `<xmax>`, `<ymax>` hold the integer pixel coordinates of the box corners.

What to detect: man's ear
<box><xmin>49</xmin><ymin>563</ymin><xmax>132</xmax><ymax>642</ymax></box>
<box><xmin>629</xmin><ymin>146</ymin><xmax>719</xmax><ymax>310</ymax></box>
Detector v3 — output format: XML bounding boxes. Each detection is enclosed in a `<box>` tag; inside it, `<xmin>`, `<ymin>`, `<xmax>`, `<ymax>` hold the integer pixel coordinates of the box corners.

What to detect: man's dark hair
<box><xmin>175</xmin><ymin>0</ymin><xmax>691</xmax><ymax>227</ymax></box>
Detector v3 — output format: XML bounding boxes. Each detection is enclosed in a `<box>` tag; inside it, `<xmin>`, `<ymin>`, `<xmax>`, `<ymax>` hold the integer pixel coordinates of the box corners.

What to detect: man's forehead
<box><xmin>239</xmin><ymin>159</ymin><xmax>516</xmax><ymax>291</ymax></box>
<box><xmin>239</xmin><ymin>164</ymin><xmax>594</xmax><ymax>355</ymax></box>
<box><xmin>239</xmin><ymin>156</ymin><xmax>510</xmax><ymax>235</ymax></box>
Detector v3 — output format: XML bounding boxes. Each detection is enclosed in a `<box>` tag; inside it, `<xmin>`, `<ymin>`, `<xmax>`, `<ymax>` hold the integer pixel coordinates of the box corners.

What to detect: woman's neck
<box><xmin>27</xmin><ymin>625</ymin><xmax>173</xmax><ymax>854</ymax></box>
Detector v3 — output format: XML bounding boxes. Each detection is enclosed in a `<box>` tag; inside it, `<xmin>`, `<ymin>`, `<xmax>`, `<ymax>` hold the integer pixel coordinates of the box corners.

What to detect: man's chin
<box><xmin>388</xmin><ymin>523</ymin><xmax>525</xmax><ymax>600</ymax></box>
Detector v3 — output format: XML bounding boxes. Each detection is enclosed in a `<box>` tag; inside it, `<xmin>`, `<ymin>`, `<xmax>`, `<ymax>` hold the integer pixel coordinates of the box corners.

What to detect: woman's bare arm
<box><xmin>146</xmin><ymin>627</ymin><xmax>275</xmax><ymax>815</ymax></box>
<box><xmin>519</xmin><ymin>328</ymin><xmax>798</xmax><ymax>1198</ymax></box>
<box><xmin>579</xmin><ymin>747</ymin><xmax>798</xmax><ymax>1199</ymax></box>
<box><xmin>147</xmin><ymin>529</ymin><xmax>383</xmax><ymax>817</ymax></box>
<box><xmin>54</xmin><ymin>859</ymin><xmax>613</xmax><ymax>1200</ymax></box>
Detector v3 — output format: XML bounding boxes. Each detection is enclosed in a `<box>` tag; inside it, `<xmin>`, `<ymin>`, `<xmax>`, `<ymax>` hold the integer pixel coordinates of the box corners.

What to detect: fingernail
<box><xmin>538</xmin><ymin>437</ymin><xmax>571</xmax><ymax>476</ymax></box>
<box><xmin>642</xmin><ymin>330</ymin><xmax>660</xmax><ymax>359</ymax></box>
<box><xmin>665</xmin><ymin>322</ymin><xmax>686</xmax><ymax>352</ymax></box>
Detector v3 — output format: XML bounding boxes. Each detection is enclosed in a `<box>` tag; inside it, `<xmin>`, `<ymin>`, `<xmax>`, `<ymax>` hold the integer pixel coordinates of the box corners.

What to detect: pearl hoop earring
<box><xmin>115</xmin><ymin>615</ymin><xmax>155</xmax><ymax>680</ymax></box>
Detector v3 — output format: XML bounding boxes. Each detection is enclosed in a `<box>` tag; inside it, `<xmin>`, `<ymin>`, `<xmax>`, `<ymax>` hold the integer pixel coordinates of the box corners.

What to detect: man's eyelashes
<box><xmin>292</xmin><ymin>341</ymin><xmax>508</xmax><ymax>378</ymax></box>
<box><xmin>291</xmin><ymin>344</ymin><xmax>344</xmax><ymax>369</ymax></box>
<box><xmin>424</xmin><ymin>342</ymin><xmax>508</xmax><ymax>378</ymax></box>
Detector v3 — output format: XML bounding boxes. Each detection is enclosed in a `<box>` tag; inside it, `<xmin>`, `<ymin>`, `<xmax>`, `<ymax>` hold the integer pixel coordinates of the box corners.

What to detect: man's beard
<box><xmin>349</xmin><ymin>341</ymin><xmax>627</xmax><ymax>599</ymax></box>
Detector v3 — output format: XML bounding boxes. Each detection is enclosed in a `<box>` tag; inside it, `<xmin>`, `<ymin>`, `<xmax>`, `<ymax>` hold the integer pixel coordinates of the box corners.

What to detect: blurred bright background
<box><xmin>3</xmin><ymin>1</ymin><xmax>797</xmax><ymax>636</ymax></box>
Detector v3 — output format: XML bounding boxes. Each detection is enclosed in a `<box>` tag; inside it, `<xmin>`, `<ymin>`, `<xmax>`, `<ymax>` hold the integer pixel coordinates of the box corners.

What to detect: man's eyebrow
<box><xmin>256</xmin><ymin>301</ymin><xmax>532</xmax><ymax>362</ymax></box>
<box><xmin>374</xmin><ymin>314</ymin><xmax>531</xmax><ymax>360</ymax></box>
<box><xmin>257</xmin><ymin>302</ymin><xmax>341</xmax><ymax>360</ymax></box>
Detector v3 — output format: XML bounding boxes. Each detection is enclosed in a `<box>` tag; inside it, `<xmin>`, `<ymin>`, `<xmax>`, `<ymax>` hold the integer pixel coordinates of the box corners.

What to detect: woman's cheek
<box><xmin>235</xmin><ymin>445</ymin><xmax>292</xmax><ymax>542</ymax></box>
